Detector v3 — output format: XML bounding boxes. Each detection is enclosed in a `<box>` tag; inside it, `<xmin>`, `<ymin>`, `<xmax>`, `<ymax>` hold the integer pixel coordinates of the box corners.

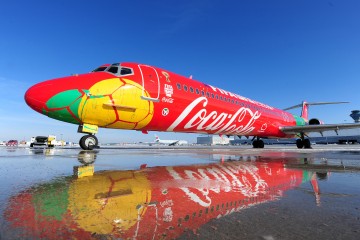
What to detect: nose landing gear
<box><xmin>78</xmin><ymin>124</ymin><xmax>99</xmax><ymax>150</ymax></box>
<box><xmin>79</xmin><ymin>135</ymin><xmax>99</xmax><ymax>150</ymax></box>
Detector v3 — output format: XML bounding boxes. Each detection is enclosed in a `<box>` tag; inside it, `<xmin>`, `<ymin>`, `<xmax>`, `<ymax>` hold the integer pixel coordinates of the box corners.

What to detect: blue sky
<box><xmin>1</xmin><ymin>0</ymin><xmax>360</xmax><ymax>143</ymax></box>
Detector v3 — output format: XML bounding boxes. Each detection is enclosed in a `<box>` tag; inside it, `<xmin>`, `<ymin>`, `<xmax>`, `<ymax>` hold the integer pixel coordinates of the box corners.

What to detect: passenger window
<box><xmin>184</xmin><ymin>85</ymin><xmax>188</xmax><ymax>91</ymax></box>
<box><xmin>220</xmin><ymin>96</ymin><xmax>223</xmax><ymax>100</ymax></box>
<box><xmin>211</xmin><ymin>93</ymin><xmax>214</xmax><ymax>98</ymax></box>
<box><xmin>215</xmin><ymin>95</ymin><xmax>218</xmax><ymax>99</ymax></box>
<box><xmin>190</xmin><ymin>87</ymin><xmax>194</xmax><ymax>93</ymax></box>
<box><xmin>196</xmin><ymin>89</ymin><xmax>200</xmax><ymax>94</ymax></box>
<box><xmin>176</xmin><ymin>83</ymin><xmax>181</xmax><ymax>90</ymax></box>
<box><xmin>201</xmin><ymin>90</ymin><xmax>205</xmax><ymax>96</ymax></box>
<box><xmin>206</xmin><ymin>92</ymin><xmax>210</xmax><ymax>97</ymax></box>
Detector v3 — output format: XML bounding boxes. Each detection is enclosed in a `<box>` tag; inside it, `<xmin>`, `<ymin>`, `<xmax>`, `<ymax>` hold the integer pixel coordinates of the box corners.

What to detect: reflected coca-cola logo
<box><xmin>166</xmin><ymin>162</ymin><xmax>268</xmax><ymax>207</ymax></box>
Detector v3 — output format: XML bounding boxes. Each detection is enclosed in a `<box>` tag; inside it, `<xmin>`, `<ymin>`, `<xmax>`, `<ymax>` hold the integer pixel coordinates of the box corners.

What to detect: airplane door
<box><xmin>138</xmin><ymin>65</ymin><xmax>160</xmax><ymax>102</ymax></box>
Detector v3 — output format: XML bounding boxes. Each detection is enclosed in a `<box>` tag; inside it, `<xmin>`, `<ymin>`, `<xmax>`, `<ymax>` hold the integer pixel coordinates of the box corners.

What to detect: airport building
<box><xmin>197</xmin><ymin>135</ymin><xmax>234</xmax><ymax>145</ymax></box>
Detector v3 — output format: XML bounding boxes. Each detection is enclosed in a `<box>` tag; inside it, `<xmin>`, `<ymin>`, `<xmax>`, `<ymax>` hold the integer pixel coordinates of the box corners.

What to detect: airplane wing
<box><xmin>280</xmin><ymin>123</ymin><xmax>360</xmax><ymax>136</ymax></box>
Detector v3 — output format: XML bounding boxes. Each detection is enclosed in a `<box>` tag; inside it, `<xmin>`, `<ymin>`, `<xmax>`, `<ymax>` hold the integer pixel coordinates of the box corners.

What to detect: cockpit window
<box><xmin>120</xmin><ymin>67</ymin><xmax>133</xmax><ymax>76</ymax></box>
<box><xmin>92</xmin><ymin>64</ymin><xmax>111</xmax><ymax>72</ymax></box>
<box><xmin>92</xmin><ymin>63</ymin><xmax>134</xmax><ymax>76</ymax></box>
<box><xmin>107</xmin><ymin>66</ymin><xmax>119</xmax><ymax>74</ymax></box>
<box><xmin>92</xmin><ymin>66</ymin><xmax>108</xmax><ymax>72</ymax></box>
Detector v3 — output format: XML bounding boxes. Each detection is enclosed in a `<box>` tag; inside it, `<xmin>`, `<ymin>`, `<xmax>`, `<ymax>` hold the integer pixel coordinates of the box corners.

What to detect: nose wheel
<box><xmin>79</xmin><ymin>135</ymin><xmax>98</xmax><ymax>150</ymax></box>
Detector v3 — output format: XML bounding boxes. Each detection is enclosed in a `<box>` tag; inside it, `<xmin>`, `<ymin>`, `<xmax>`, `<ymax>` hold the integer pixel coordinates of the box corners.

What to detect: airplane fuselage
<box><xmin>25</xmin><ymin>62</ymin><xmax>306</xmax><ymax>145</ymax></box>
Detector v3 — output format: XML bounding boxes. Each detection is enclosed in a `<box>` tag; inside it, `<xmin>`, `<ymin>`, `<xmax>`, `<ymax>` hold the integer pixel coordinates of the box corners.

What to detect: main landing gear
<box><xmin>79</xmin><ymin>134</ymin><xmax>99</xmax><ymax>150</ymax></box>
<box><xmin>252</xmin><ymin>137</ymin><xmax>264</xmax><ymax>148</ymax></box>
<box><xmin>296</xmin><ymin>133</ymin><xmax>312</xmax><ymax>149</ymax></box>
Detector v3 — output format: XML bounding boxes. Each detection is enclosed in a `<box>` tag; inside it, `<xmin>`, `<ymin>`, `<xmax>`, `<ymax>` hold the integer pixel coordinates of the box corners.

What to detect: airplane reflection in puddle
<box><xmin>5</xmin><ymin>153</ymin><xmax>319</xmax><ymax>239</ymax></box>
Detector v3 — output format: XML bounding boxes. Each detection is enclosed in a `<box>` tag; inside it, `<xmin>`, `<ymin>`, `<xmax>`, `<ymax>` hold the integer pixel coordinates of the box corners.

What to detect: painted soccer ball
<box><xmin>78</xmin><ymin>78</ymin><xmax>154</xmax><ymax>129</ymax></box>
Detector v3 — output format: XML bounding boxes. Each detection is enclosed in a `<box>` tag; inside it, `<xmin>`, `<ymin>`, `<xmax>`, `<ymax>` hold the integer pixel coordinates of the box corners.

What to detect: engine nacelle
<box><xmin>308</xmin><ymin>118</ymin><xmax>324</xmax><ymax>125</ymax></box>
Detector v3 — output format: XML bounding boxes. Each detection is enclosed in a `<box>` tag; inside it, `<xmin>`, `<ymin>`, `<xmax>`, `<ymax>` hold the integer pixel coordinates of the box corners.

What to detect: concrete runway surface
<box><xmin>0</xmin><ymin>145</ymin><xmax>359</xmax><ymax>239</ymax></box>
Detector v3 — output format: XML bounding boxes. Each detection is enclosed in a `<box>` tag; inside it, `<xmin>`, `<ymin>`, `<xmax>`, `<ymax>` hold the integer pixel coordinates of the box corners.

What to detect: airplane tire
<box><xmin>296</xmin><ymin>139</ymin><xmax>304</xmax><ymax>149</ymax></box>
<box><xmin>304</xmin><ymin>139</ymin><xmax>311</xmax><ymax>149</ymax></box>
<box><xmin>252</xmin><ymin>140</ymin><xmax>264</xmax><ymax>148</ymax></box>
<box><xmin>79</xmin><ymin>135</ymin><xmax>98</xmax><ymax>150</ymax></box>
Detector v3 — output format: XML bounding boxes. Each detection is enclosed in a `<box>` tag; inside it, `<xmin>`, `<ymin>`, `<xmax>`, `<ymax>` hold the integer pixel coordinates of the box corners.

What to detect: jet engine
<box><xmin>309</xmin><ymin>118</ymin><xmax>324</xmax><ymax>125</ymax></box>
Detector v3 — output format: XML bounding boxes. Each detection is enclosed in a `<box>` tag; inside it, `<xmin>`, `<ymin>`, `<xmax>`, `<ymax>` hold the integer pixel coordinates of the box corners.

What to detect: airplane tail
<box><xmin>301</xmin><ymin>101</ymin><xmax>309</xmax><ymax>120</ymax></box>
<box><xmin>284</xmin><ymin>101</ymin><xmax>349</xmax><ymax>121</ymax></box>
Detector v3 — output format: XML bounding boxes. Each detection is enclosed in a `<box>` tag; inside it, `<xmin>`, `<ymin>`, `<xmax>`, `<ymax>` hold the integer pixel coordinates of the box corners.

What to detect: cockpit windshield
<box><xmin>92</xmin><ymin>63</ymin><xmax>133</xmax><ymax>76</ymax></box>
<box><xmin>92</xmin><ymin>64</ymin><xmax>110</xmax><ymax>72</ymax></box>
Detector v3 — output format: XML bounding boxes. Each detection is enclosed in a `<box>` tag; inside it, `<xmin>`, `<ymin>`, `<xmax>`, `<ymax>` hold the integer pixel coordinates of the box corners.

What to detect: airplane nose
<box><xmin>24</xmin><ymin>82</ymin><xmax>52</xmax><ymax>114</ymax></box>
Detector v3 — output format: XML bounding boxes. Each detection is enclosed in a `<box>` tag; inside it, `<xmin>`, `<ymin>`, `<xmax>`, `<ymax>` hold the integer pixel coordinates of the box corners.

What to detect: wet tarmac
<box><xmin>0</xmin><ymin>145</ymin><xmax>360</xmax><ymax>240</ymax></box>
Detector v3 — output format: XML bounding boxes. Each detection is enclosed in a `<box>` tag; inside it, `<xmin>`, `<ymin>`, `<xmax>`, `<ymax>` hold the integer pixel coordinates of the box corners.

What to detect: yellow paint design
<box><xmin>73</xmin><ymin>165</ymin><xmax>94</xmax><ymax>178</ymax></box>
<box><xmin>78</xmin><ymin>78</ymin><xmax>154</xmax><ymax>129</ymax></box>
<box><xmin>67</xmin><ymin>170</ymin><xmax>151</xmax><ymax>234</ymax></box>
<box><xmin>82</xmin><ymin>123</ymin><xmax>99</xmax><ymax>134</ymax></box>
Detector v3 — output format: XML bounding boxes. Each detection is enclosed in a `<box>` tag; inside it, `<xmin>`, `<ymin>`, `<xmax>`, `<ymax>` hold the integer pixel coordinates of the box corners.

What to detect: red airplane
<box><xmin>24</xmin><ymin>62</ymin><xmax>360</xmax><ymax>150</ymax></box>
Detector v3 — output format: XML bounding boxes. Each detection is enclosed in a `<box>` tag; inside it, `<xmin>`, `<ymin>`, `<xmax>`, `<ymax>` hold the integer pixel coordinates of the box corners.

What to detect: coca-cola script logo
<box><xmin>167</xmin><ymin>97</ymin><xmax>261</xmax><ymax>135</ymax></box>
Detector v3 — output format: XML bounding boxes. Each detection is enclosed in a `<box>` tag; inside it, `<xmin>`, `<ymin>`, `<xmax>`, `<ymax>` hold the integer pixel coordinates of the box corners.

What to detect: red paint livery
<box><xmin>24</xmin><ymin>62</ymin><xmax>360</xmax><ymax>149</ymax></box>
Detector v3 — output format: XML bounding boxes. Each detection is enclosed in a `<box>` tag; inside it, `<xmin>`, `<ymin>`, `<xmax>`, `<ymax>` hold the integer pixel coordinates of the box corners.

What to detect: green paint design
<box><xmin>69</xmin><ymin>97</ymin><xmax>82</xmax><ymax>119</ymax></box>
<box><xmin>48</xmin><ymin>108</ymin><xmax>79</xmax><ymax>124</ymax></box>
<box><xmin>32</xmin><ymin>178</ymin><xmax>70</xmax><ymax>220</ymax></box>
<box><xmin>45</xmin><ymin>90</ymin><xmax>84</xmax><ymax>123</ymax></box>
<box><xmin>302</xmin><ymin>170</ymin><xmax>312</xmax><ymax>183</ymax></box>
<box><xmin>89</xmin><ymin>95</ymin><xmax>105</xmax><ymax>99</ymax></box>
<box><xmin>293</xmin><ymin>115</ymin><xmax>306</xmax><ymax>126</ymax></box>
<box><xmin>46</xmin><ymin>90</ymin><xmax>82</xmax><ymax>109</ymax></box>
